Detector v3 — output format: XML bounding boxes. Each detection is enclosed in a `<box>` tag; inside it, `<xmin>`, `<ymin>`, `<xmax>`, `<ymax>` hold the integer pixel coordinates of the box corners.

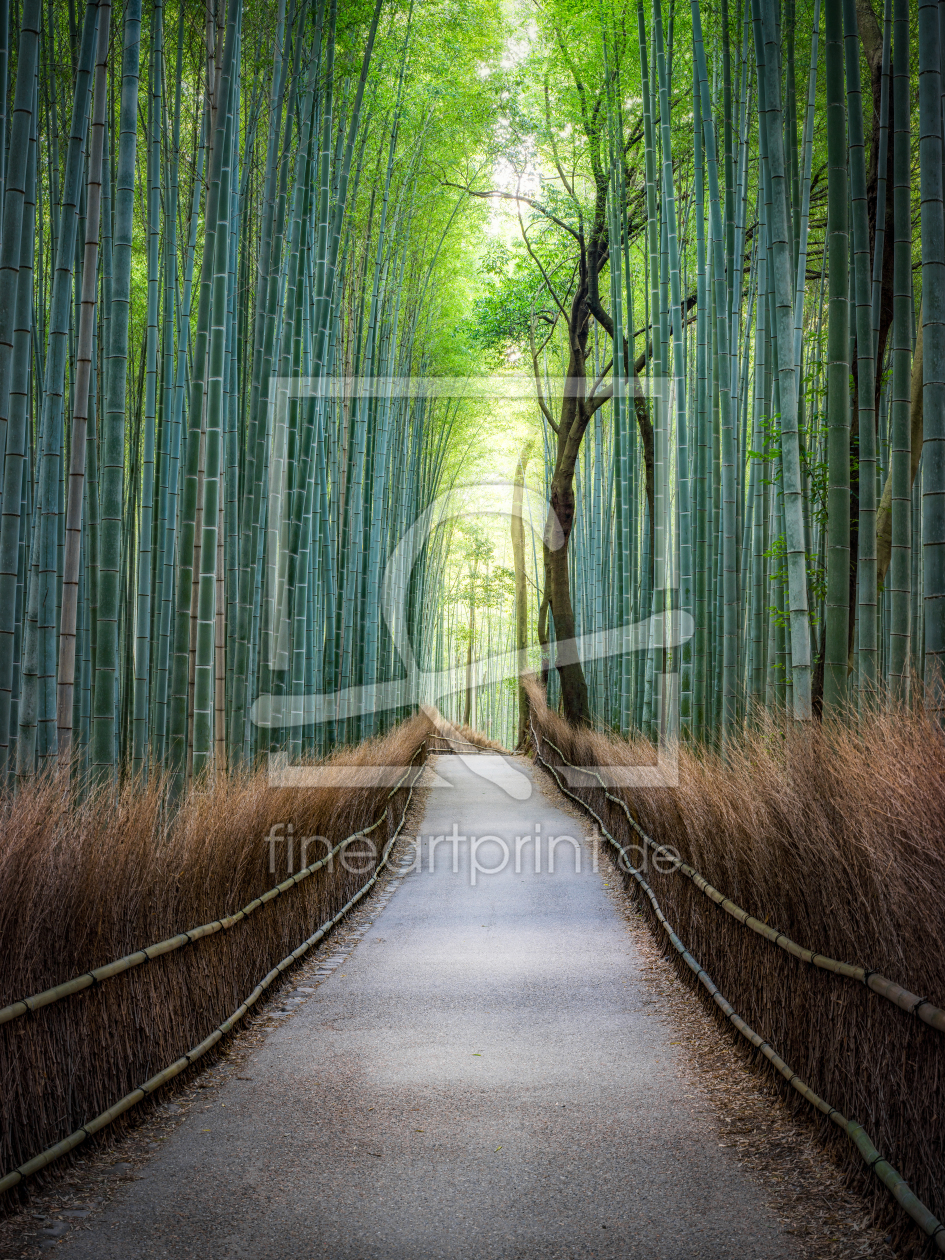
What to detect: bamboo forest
<box><xmin>1</xmin><ymin>0</ymin><xmax>944</xmax><ymax>1255</ymax></box>
<box><xmin>0</xmin><ymin>0</ymin><xmax>944</xmax><ymax>775</ymax></box>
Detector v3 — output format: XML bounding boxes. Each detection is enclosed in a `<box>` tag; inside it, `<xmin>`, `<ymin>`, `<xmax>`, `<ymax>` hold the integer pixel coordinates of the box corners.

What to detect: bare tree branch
<box><xmin>529</xmin><ymin>312</ymin><xmax>559</xmax><ymax>433</ymax></box>
<box><xmin>442</xmin><ymin>182</ymin><xmax>581</xmax><ymax>241</ymax></box>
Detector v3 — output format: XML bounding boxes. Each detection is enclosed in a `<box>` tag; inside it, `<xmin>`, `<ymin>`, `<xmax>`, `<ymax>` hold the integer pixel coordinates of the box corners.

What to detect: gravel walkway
<box><xmin>58</xmin><ymin>754</ymin><xmax>798</xmax><ymax>1260</ymax></box>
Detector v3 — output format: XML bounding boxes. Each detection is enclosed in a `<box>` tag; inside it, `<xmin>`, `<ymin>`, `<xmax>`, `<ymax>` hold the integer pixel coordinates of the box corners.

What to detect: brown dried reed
<box><xmin>524</xmin><ymin>679</ymin><xmax>945</xmax><ymax>1247</ymax></box>
<box><xmin>0</xmin><ymin>715</ymin><xmax>430</xmax><ymax>1200</ymax></box>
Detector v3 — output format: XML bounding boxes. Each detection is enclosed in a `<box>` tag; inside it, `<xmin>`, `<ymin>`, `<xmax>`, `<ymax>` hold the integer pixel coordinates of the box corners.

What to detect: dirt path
<box><xmin>54</xmin><ymin>753</ymin><xmax>801</xmax><ymax>1260</ymax></box>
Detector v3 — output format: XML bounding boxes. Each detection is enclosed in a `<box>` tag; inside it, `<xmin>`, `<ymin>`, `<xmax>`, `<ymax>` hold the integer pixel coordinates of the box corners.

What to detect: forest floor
<box><xmin>1</xmin><ymin>755</ymin><xmax>898</xmax><ymax>1259</ymax></box>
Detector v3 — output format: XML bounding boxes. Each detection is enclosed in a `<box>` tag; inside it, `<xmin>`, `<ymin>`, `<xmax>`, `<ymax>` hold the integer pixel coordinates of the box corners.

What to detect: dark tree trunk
<box><xmin>857</xmin><ymin>0</ymin><xmax>896</xmax><ymax>410</ymax></box>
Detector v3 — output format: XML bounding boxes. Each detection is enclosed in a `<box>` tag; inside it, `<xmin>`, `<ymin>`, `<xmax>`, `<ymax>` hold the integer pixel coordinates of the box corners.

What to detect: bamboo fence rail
<box><xmin>0</xmin><ymin>741</ymin><xmax>428</xmax><ymax>1195</ymax></box>
<box><xmin>531</xmin><ymin>718</ymin><xmax>945</xmax><ymax>1254</ymax></box>
<box><xmin>0</xmin><ymin>745</ymin><xmax>427</xmax><ymax>1028</ymax></box>
<box><xmin>534</xmin><ymin>729</ymin><xmax>945</xmax><ymax>1035</ymax></box>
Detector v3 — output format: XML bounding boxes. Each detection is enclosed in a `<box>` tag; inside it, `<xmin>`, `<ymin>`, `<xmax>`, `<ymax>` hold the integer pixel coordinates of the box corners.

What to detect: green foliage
<box><xmin>765</xmin><ymin>535</ymin><xmax>827</xmax><ymax>629</ymax></box>
<box><xmin>466</xmin><ymin>240</ymin><xmax>558</xmax><ymax>355</ymax></box>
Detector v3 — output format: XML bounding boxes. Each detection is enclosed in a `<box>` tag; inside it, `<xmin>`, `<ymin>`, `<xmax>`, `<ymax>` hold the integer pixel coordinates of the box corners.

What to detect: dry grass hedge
<box><xmin>525</xmin><ymin>680</ymin><xmax>945</xmax><ymax>1253</ymax></box>
<box><xmin>0</xmin><ymin>714</ymin><xmax>430</xmax><ymax>1200</ymax></box>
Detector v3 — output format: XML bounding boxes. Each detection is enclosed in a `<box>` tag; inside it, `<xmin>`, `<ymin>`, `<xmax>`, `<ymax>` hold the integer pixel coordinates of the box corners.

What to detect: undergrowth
<box><xmin>525</xmin><ymin>678</ymin><xmax>945</xmax><ymax>1257</ymax></box>
<box><xmin>0</xmin><ymin>714</ymin><xmax>431</xmax><ymax>1202</ymax></box>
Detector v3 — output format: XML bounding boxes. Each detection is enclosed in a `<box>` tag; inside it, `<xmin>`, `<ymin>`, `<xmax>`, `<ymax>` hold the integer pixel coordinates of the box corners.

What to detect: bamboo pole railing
<box><xmin>427</xmin><ymin>735</ymin><xmax>484</xmax><ymax>752</ymax></box>
<box><xmin>531</xmin><ymin>720</ymin><xmax>945</xmax><ymax>1254</ymax></box>
<box><xmin>0</xmin><ymin>745</ymin><xmax>427</xmax><ymax>1195</ymax></box>
<box><xmin>0</xmin><ymin>741</ymin><xmax>428</xmax><ymax>1029</ymax></box>
<box><xmin>535</xmin><ymin>730</ymin><xmax>945</xmax><ymax>1034</ymax></box>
